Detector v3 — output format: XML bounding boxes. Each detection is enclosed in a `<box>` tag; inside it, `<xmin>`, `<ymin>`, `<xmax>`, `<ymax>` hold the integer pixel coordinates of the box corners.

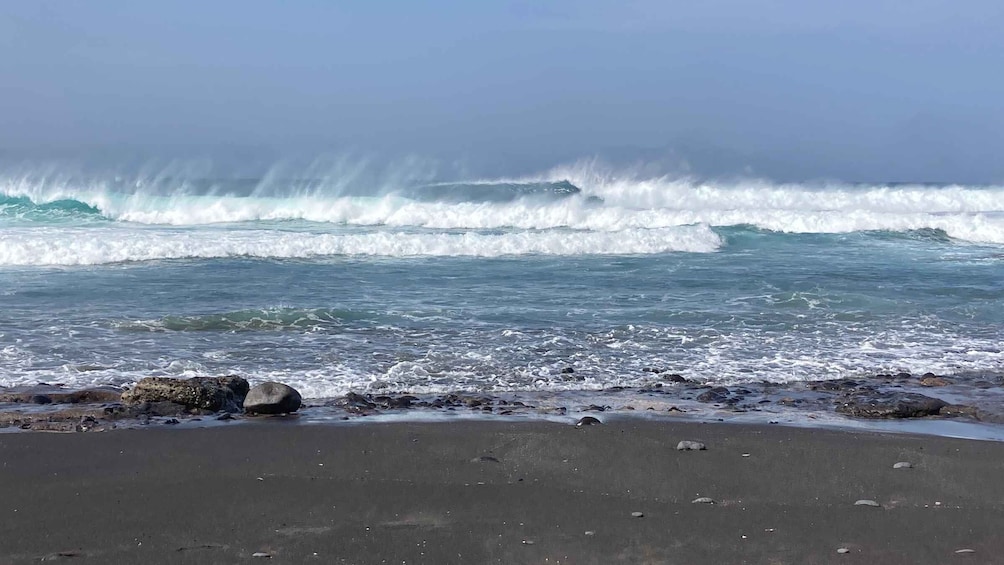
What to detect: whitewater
<box><xmin>1</xmin><ymin>164</ymin><xmax>1003</xmax><ymax>403</ymax></box>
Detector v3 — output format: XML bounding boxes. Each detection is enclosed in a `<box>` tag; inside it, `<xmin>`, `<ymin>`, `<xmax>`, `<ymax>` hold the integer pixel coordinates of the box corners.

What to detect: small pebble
<box><xmin>893</xmin><ymin>461</ymin><xmax>913</xmax><ymax>469</ymax></box>
<box><xmin>584</xmin><ymin>531</ymin><xmax>595</xmax><ymax>536</ymax></box>
<box><xmin>521</xmin><ymin>540</ymin><xmax>534</xmax><ymax>545</ymax></box>
<box><xmin>252</xmin><ymin>552</ymin><xmax>272</xmax><ymax>558</ymax></box>
<box><xmin>692</xmin><ymin>497</ymin><xmax>715</xmax><ymax>504</ymax></box>
<box><xmin>837</xmin><ymin>547</ymin><xmax>850</xmax><ymax>554</ymax></box>
<box><xmin>631</xmin><ymin>511</ymin><xmax>644</xmax><ymax>518</ymax></box>
<box><xmin>854</xmin><ymin>499</ymin><xmax>880</xmax><ymax>507</ymax></box>
<box><xmin>741</xmin><ymin>453</ymin><xmax>751</xmax><ymax>457</ymax></box>
<box><xmin>955</xmin><ymin>548</ymin><xmax>975</xmax><ymax>554</ymax></box>
<box><xmin>576</xmin><ymin>416</ymin><xmax>602</xmax><ymax>427</ymax></box>
<box><xmin>677</xmin><ymin>440</ymin><xmax>706</xmax><ymax>451</ymax></box>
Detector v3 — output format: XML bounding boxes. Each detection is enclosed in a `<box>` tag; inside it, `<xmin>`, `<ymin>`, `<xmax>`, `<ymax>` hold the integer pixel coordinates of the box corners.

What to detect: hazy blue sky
<box><xmin>2</xmin><ymin>1</ymin><xmax>1002</xmax><ymax>182</ymax></box>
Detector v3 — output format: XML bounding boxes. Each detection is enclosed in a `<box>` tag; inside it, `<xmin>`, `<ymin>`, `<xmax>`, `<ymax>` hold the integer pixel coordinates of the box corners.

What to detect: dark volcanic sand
<box><xmin>1</xmin><ymin>420</ymin><xmax>1003</xmax><ymax>564</ymax></box>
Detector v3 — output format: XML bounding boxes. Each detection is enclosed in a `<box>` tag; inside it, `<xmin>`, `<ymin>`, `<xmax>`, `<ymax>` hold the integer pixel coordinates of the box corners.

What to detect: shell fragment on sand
<box><xmin>893</xmin><ymin>461</ymin><xmax>913</xmax><ymax>469</ymax></box>
<box><xmin>854</xmin><ymin>499</ymin><xmax>881</xmax><ymax>507</ymax></box>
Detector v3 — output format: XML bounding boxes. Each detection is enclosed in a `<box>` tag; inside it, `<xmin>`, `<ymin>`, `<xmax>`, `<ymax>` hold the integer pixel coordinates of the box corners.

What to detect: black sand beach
<box><xmin>2</xmin><ymin>419</ymin><xmax>1003</xmax><ymax>564</ymax></box>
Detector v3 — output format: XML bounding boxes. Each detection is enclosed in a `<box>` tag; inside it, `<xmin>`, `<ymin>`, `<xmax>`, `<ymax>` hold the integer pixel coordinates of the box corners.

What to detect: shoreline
<box><xmin>3</xmin><ymin>373</ymin><xmax>1004</xmax><ymax>441</ymax></box>
<box><xmin>2</xmin><ymin>419</ymin><xmax>1003</xmax><ymax>564</ymax></box>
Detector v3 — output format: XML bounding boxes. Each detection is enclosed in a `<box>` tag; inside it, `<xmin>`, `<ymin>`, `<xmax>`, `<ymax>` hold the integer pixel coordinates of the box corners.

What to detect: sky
<box><xmin>1</xmin><ymin>0</ymin><xmax>1002</xmax><ymax>182</ymax></box>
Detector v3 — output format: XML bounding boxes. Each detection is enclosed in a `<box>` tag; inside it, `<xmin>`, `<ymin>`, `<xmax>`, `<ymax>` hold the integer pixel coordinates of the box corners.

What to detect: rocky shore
<box><xmin>0</xmin><ymin>370</ymin><xmax>1001</xmax><ymax>433</ymax></box>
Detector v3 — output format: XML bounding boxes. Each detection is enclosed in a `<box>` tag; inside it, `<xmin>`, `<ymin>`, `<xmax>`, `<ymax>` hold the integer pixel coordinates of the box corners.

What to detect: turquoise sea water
<box><xmin>1</xmin><ymin>167</ymin><xmax>1003</xmax><ymax>400</ymax></box>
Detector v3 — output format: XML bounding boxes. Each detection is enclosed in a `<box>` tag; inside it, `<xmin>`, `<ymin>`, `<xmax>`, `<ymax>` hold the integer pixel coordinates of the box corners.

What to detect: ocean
<box><xmin>1</xmin><ymin>163</ymin><xmax>1003</xmax><ymax>424</ymax></box>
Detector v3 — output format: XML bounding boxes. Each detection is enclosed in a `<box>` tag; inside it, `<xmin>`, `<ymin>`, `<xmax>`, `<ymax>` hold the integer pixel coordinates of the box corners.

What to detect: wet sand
<box><xmin>1</xmin><ymin>419</ymin><xmax>1003</xmax><ymax>564</ymax></box>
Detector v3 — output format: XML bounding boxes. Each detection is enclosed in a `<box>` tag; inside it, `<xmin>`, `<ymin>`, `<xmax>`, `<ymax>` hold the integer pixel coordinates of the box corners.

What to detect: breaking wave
<box><xmin>0</xmin><ymin>225</ymin><xmax>722</xmax><ymax>265</ymax></box>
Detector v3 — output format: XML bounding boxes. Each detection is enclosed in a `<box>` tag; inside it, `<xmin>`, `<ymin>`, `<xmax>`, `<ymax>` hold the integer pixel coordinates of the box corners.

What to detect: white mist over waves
<box><xmin>4</xmin><ymin>164</ymin><xmax>1004</xmax><ymax>244</ymax></box>
<box><xmin>0</xmin><ymin>225</ymin><xmax>722</xmax><ymax>265</ymax></box>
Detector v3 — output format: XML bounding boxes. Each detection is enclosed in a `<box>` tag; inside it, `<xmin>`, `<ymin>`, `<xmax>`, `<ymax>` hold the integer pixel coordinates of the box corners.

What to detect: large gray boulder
<box><xmin>244</xmin><ymin>382</ymin><xmax>302</xmax><ymax>415</ymax></box>
<box><xmin>121</xmin><ymin>376</ymin><xmax>249</xmax><ymax>413</ymax></box>
<box><xmin>836</xmin><ymin>391</ymin><xmax>946</xmax><ymax>419</ymax></box>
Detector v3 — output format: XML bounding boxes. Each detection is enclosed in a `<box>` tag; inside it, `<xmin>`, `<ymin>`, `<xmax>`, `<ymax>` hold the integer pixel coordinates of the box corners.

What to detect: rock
<box><xmin>371</xmin><ymin>395</ymin><xmax>418</xmax><ymax>409</ymax></box>
<box><xmin>696</xmin><ymin>387</ymin><xmax>730</xmax><ymax>403</ymax></box>
<box><xmin>919</xmin><ymin>376</ymin><xmax>951</xmax><ymax>387</ymax></box>
<box><xmin>676</xmin><ymin>440</ymin><xmax>706</xmax><ymax>451</ymax></box>
<box><xmin>560</xmin><ymin>367</ymin><xmax>575</xmax><ymax>374</ymax></box>
<box><xmin>338</xmin><ymin>392</ymin><xmax>377</xmax><ymax>412</ymax></box>
<box><xmin>691</xmin><ymin>497</ymin><xmax>715</xmax><ymax>504</ymax></box>
<box><xmin>471</xmin><ymin>455</ymin><xmax>500</xmax><ymax>463</ymax></box>
<box><xmin>837</xmin><ymin>547</ymin><xmax>850</xmax><ymax>554</ymax></box>
<box><xmin>893</xmin><ymin>461</ymin><xmax>913</xmax><ymax>469</ymax></box>
<box><xmin>854</xmin><ymin>499</ymin><xmax>880</xmax><ymax>507</ymax></box>
<box><xmin>244</xmin><ymin>382</ymin><xmax>302</xmax><ymax>415</ymax></box>
<box><xmin>0</xmin><ymin>385</ymin><xmax>123</xmax><ymax>405</ymax></box>
<box><xmin>630</xmin><ymin>511</ymin><xmax>644</xmax><ymax>518</ymax></box>
<box><xmin>122</xmin><ymin>376</ymin><xmax>248</xmax><ymax>412</ymax></box>
<box><xmin>252</xmin><ymin>552</ymin><xmax>272</xmax><ymax>558</ymax></box>
<box><xmin>955</xmin><ymin>549</ymin><xmax>976</xmax><ymax>554</ymax></box>
<box><xmin>941</xmin><ymin>404</ymin><xmax>980</xmax><ymax>418</ymax></box>
<box><xmin>666</xmin><ymin>374</ymin><xmax>688</xmax><ymax>383</ymax></box>
<box><xmin>836</xmin><ymin>392</ymin><xmax>947</xmax><ymax>419</ymax></box>
<box><xmin>576</xmin><ymin>416</ymin><xmax>602</xmax><ymax>427</ymax></box>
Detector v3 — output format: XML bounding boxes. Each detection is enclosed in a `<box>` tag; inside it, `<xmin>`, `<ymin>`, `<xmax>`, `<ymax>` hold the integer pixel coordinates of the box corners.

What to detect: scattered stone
<box><xmin>920</xmin><ymin>376</ymin><xmax>951</xmax><ymax>387</ymax></box>
<box><xmin>893</xmin><ymin>461</ymin><xmax>913</xmax><ymax>469</ymax></box>
<box><xmin>521</xmin><ymin>540</ymin><xmax>534</xmax><ymax>545</ymax></box>
<box><xmin>122</xmin><ymin>376</ymin><xmax>248</xmax><ymax>412</ymax></box>
<box><xmin>836</xmin><ymin>392</ymin><xmax>947</xmax><ymax>419</ymax></box>
<box><xmin>691</xmin><ymin>497</ymin><xmax>715</xmax><ymax>504</ymax></box>
<box><xmin>630</xmin><ymin>511</ymin><xmax>644</xmax><ymax>518</ymax></box>
<box><xmin>837</xmin><ymin>548</ymin><xmax>850</xmax><ymax>554</ymax></box>
<box><xmin>584</xmin><ymin>531</ymin><xmax>595</xmax><ymax>536</ymax></box>
<box><xmin>666</xmin><ymin>374</ymin><xmax>688</xmax><ymax>383</ymax></box>
<box><xmin>854</xmin><ymin>499</ymin><xmax>881</xmax><ymax>507</ymax></box>
<box><xmin>576</xmin><ymin>416</ymin><xmax>602</xmax><ymax>427</ymax></box>
<box><xmin>244</xmin><ymin>382</ymin><xmax>302</xmax><ymax>415</ymax></box>
<box><xmin>955</xmin><ymin>549</ymin><xmax>976</xmax><ymax>554</ymax></box>
<box><xmin>252</xmin><ymin>552</ymin><xmax>272</xmax><ymax>558</ymax></box>
<box><xmin>216</xmin><ymin>412</ymin><xmax>234</xmax><ymax>421</ymax></box>
<box><xmin>560</xmin><ymin>367</ymin><xmax>575</xmax><ymax>374</ymax></box>
<box><xmin>677</xmin><ymin>440</ymin><xmax>706</xmax><ymax>451</ymax></box>
<box><xmin>471</xmin><ymin>455</ymin><xmax>500</xmax><ymax>464</ymax></box>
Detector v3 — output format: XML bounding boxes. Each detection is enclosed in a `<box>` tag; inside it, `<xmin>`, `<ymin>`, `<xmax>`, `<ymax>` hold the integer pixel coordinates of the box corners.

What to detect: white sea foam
<box><xmin>4</xmin><ymin>169</ymin><xmax>1004</xmax><ymax>243</ymax></box>
<box><xmin>0</xmin><ymin>225</ymin><xmax>722</xmax><ymax>265</ymax></box>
